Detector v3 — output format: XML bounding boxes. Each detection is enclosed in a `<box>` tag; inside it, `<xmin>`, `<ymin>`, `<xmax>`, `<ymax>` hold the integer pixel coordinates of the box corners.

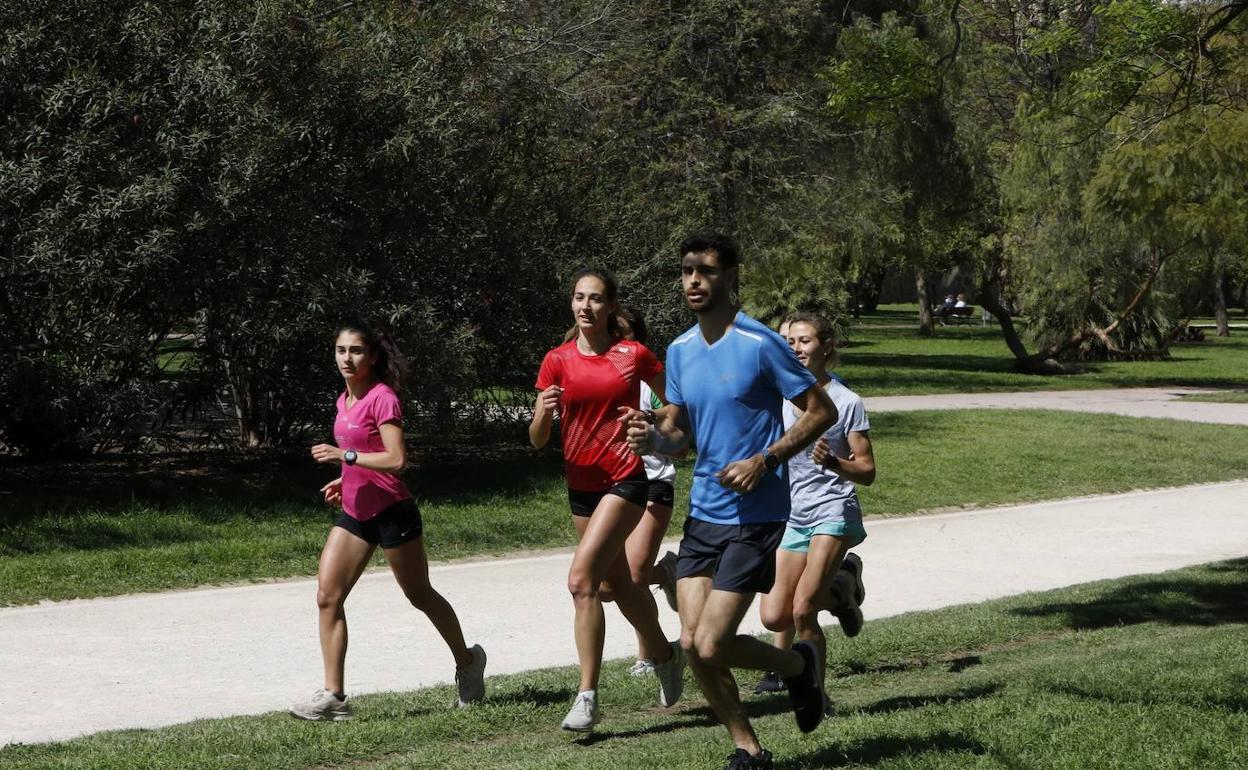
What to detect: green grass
<box><xmin>5</xmin><ymin>560</ymin><xmax>1246</xmax><ymax>768</ymax></box>
<box><xmin>836</xmin><ymin>324</ymin><xmax>1248</xmax><ymax>396</ymax></box>
<box><xmin>1179</xmin><ymin>389</ymin><xmax>1248</xmax><ymax>403</ymax></box>
<box><xmin>856</xmin><ymin>410</ymin><xmax>1248</xmax><ymax>516</ymax></box>
<box><xmin>3</xmin><ymin>410</ymin><xmax>1247</xmax><ymax>605</ymax></box>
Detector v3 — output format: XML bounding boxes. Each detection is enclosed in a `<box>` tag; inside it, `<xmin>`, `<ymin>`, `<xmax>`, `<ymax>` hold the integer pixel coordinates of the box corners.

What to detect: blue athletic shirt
<box><xmin>666</xmin><ymin>311</ymin><xmax>817</xmax><ymax>525</ymax></box>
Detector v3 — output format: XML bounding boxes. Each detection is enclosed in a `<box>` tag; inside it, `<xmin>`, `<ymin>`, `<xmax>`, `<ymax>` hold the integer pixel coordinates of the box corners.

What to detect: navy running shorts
<box><xmin>676</xmin><ymin>517</ymin><xmax>786</xmax><ymax>594</ymax></box>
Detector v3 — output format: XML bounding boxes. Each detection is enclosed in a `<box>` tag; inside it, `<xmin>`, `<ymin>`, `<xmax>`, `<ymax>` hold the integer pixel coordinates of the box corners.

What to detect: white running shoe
<box><xmin>654</xmin><ymin>641</ymin><xmax>686</xmax><ymax>707</ymax></box>
<box><xmin>290</xmin><ymin>688</ymin><xmax>352</xmax><ymax>721</ymax></box>
<box><xmin>455</xmin><ymin>643</ymin><xmax>487</xmax><ymax>707</ymax></box>
<box><xmin>561</xmin><ymin>691</ymin><xmax>600</xmax><ymax>732</ymax></box>
<box><xmin>629</xmin><ymin>658</ymin><xmax>656</xmax><ymax>677</ymax></box>
<box><xmin>656</xmin><ymin>550</ymin><xmax>679</xmax><ymax>612</ymax></box>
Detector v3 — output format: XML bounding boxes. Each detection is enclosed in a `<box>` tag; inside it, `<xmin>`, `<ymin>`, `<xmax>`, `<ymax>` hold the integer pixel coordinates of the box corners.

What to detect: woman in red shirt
<box><xmin>529</xmin><ymin>269</ymin><xmax>686</xmax><ymax>732</ymax></box>
<box><xmin>291</xmin><ymin>321</ymin><xmax>486</xmax><ymax>721</ymax></box>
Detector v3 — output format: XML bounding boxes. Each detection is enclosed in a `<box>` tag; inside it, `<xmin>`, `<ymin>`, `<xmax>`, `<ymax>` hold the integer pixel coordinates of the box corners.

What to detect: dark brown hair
<box><xmin>335</xmin><ymin>319</ymin><xmax>409</xmax><ymax>395</ymax></box>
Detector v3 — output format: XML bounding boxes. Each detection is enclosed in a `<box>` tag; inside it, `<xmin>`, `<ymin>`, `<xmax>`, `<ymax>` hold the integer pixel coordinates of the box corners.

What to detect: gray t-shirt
<box><xmin>784</xmin><ymin>379</ymin><xmax>870</xmax><ymax>527</ymax></box>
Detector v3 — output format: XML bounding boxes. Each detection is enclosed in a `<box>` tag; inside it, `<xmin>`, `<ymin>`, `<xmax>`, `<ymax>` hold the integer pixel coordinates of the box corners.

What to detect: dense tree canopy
<box><xmin>2</xmin><ymin>0</ymin><xmax>1245</xmax><ymax>456</ymax></box>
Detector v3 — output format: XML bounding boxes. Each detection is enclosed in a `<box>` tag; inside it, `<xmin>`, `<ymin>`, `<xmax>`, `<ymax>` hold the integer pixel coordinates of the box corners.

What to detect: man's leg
<box><xmin>693</xmin><ymin>588</ymin><xmax>804</xmax><ymax>677</ymax></box>
<box><xmin>678</xmin><ymin>575</ymin><xmax>768</xmax><ymax>757</ymax></box>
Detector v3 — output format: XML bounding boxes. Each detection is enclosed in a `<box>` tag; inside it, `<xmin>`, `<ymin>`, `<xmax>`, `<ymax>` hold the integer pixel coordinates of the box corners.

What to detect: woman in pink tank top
<box><xmin>290</xmin><ymin>320</ymin><xmax>486</xmax><ymax>722</ymax></box>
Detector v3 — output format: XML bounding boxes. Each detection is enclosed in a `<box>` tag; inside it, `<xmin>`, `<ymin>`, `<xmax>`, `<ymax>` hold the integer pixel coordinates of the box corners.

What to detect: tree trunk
<box><xmin>915</xmin><ymin>267</ymin><xmax>934</xmax><ymax>336</ymax></box>
<box><xmin>977</xmin><ymin>268</ymin><xmax>1074</xmax><ymax>374</ymax></box>
<box><xmin>1214</xmin><ymin>269</ymin><xmax>1230</xmax><ymax>337</ymax></box>
<box><xmin>224</xmin><ymin>361</ymin><xmax>264</xmax><ymax>448</ymax></box>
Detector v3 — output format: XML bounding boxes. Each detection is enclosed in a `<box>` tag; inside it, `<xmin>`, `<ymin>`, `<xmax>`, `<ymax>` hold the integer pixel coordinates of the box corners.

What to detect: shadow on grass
<box><xmin>0</xmin><ymin>446</ymin><xmax>565</xmax><ymax>529</ymax></box>
<box><xmin>1044</xmin><ymin>679</ymin><xmax>1248</xmax><ymax>713</ymax></box>
<box><xmin>580</xmin><ymin>696</ymin><xmax>801</xmax><ymax>745</ymax></box>
<box><xmin>481</xmin><ymin>683</ymin><xmax>576</xmax><ymax>710</ymax></box>
<box><xmin>400</xmin><ymin>683</ymin><xmax>575</xmax><ymax>718</ymax></box>
<box><xmin>1010</xmin><ymin>558</ymin><xmax>1248</xmax><ymax>629</ymax></box>
<box><xmin>852</xmin><ymin>682</ymin><xmax>1001</xmax><ymax>716</ymax></box>
<box><xmin>779</xmin><ymin>730</ymin><xmax>990</xmax><ymax>768</ymax></box>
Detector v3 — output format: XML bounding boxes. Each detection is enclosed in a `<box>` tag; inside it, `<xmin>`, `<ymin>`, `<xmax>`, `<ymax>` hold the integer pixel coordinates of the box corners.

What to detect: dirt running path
<box><xmin>2</xmin><ymin>480</ymin><xmax>1246</xmax><ymax>746</ymax></box>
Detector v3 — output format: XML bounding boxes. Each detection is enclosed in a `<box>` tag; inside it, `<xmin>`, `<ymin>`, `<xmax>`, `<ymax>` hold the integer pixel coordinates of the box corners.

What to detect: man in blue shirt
<box><xmin>623</xmin><ymin>232</ymin><xmax>838</xmax><ymax>770</ymax></box>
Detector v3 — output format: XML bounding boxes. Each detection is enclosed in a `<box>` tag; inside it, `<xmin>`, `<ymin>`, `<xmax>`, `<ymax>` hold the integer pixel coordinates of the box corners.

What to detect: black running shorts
<box><xmin>676</xmin><ymin>517</ymin><xmax>786</xmax><ymax>594</ymax></box>
<box><xmin>334</xmin><ymin>498</ymin><xmax>423</xmax><ymax>549</ymax></box>
<box><xmin>568</xmin><ymin>472</ymin><xmax>649</xmax><ymax>517</ymax></box>
<box><xmin>646</xmin><ymin>479</ymin><xmax>675</xmax><ymax>507</ymax></box>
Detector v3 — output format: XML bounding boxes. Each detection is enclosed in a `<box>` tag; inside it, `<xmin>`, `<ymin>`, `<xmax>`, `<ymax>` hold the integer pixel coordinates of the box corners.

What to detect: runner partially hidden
<box><xmin>622</xmin><ymin>233</ymin><xmax>838</xmax><ymax>770</ymax></box>
<box><xmin>756</xmin><ymin>311</ymin><xmax>875</xmax><ymax>705</ymax></box>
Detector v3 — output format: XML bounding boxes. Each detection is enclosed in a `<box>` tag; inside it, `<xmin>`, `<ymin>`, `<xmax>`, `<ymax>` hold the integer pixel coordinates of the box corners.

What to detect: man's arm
<box><xmin>768</xmin><ymin>384</ymin><xmax>838</xmax><ymax>462</ymax></box>
<box><xmin>717</xmin><ymin>384</ymin><xmax>838</xmax><ymax>494</ymax></box>
<box><xmin>621</xmin><ymin>403</ymin><xmax>691</xmax><ymax>457</ymax></box>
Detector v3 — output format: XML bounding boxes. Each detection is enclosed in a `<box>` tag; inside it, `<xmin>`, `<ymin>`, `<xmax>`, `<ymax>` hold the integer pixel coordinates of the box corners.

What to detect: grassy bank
<box><xmin>4</xmin><ymin>560</ymin><xmax>1245</xmax><ymax>768</ymax></box>
<box><xmin>3</xmin><ymin>410</ymin><xmax>1247</xmax><ymax>605</ymax></box>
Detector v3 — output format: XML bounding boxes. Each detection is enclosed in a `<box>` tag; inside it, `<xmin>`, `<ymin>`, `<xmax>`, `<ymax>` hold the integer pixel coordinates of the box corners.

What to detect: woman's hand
<box><xmin>321</xmin><ymin>478</ymin><xmax>343</xmax><ymax>507</ymax></box>
<box><xmin>810</xmin><ymin>437</ymin><xmax>840</xmax><ymax>469</ymax></box>
<box><xmin>537</xmin><ymin>385</ymin><xmax>563</xmax><ymax>415</ymax></box>
<box><xmin>311</xmin><ymin>443</ymin><xmax>344</xmax><ymax>464</ymax></box>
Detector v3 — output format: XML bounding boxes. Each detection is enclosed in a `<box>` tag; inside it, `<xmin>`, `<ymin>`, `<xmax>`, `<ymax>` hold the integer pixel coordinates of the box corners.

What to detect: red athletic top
<box><xmin>536</xmin><ymin>338</ymin><xmax>663</xmax><ymax>492</ymax></box>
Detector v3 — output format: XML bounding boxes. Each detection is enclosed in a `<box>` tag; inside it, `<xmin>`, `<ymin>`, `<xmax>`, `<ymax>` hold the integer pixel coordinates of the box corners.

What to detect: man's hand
<box><xmin>617</xmin><ymin>406</ymin><xmax>655</xmax><ymax>456</ymax></box>
<box><xmin>717</xmin><ymin>454</ymin><xmax>767</xmax><ymax>494</ymax></box>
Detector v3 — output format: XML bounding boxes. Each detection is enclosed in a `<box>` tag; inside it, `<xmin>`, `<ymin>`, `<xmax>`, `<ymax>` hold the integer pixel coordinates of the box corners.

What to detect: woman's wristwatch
<box><xmin>343</xmin><ymin>450</ymin><xmax>358</xmax><ymax>466</ymax></box>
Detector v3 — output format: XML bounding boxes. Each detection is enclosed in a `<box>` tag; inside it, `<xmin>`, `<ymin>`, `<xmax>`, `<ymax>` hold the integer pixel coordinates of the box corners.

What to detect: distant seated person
<box><xmin>935</xmin><ymin>294</ymin><xmax>956</xmax><ymax>318</ymax></box>
<box><xmin>954</xmin><ymin>293</ymin><xmax>968</xmax><ymax>309</ymax></box>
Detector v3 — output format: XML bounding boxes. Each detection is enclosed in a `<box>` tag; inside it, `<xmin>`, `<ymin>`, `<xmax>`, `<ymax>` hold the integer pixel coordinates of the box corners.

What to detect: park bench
<box><xmin>939</xmin><ymin>306</ymin><xmax>977</xmax><ymax>325</ymax></box>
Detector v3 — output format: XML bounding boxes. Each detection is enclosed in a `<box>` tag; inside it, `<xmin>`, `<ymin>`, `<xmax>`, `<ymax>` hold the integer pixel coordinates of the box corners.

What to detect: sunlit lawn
<box><xmin>4</xmin><ymin>560</ymin><xmax>1245</xmax><ymax>769</ymax></box>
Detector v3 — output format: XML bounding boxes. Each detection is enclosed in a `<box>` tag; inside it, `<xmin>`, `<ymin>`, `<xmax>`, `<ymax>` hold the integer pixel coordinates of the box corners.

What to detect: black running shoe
<box><xmin>782</xmin><ymin>641</ymin><xmax>825</xmax><ymax>733</ymax></box>
<box><xmin>841</xmin><ymin>552</ymin><xmax>865</xmax><ymax>605</ymax></box>
<box><xmin>833</xmin><ymin>553</ymin><xmax>865</xmax><ymax>638</ymax></box>
<box><xmin>723</xmin><ymin>748</ymin><xmax>774</xmax><ymax>769</ymax></box>
<box><xmin>752</xmin><ymin>670</ymin><xmax>785</xmax><ymax>694</ymax></box>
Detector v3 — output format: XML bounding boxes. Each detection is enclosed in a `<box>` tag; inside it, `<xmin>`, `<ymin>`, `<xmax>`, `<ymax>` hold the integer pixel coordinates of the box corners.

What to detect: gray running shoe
<box><xmin>455</xmin><ymin>643</ymin><xmax>487</xmax><ymax>707</ymax></box>
<box><xmin>290</xmin><ymin>688</ymin><xmax>352</xmax><ymax>721</ymax></box>
<box><xmin>629</xmin><ymin>658</ymin><xmax>656</xmax><ymax>677</ymax></box>
<box><xmin>656</xmin><ymin>550</ymin><xmax>679</xmax><ymax>612</ymax></box>
<box><xmin>654</xmin><ymin>641</ymin><xmax>685</xmax><ymax>707</ymax></box>
<box><xmin>560</xmin><ymin>691</ymin><xmax>601</xmax><ymax>732</ymax></box>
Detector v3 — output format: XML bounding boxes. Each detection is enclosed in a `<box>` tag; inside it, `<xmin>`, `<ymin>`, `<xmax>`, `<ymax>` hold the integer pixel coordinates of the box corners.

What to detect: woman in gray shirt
<box><xmin>756</xmin><ymin>311</ymin><xmax>876</xmax><ymax>699</ymax></box>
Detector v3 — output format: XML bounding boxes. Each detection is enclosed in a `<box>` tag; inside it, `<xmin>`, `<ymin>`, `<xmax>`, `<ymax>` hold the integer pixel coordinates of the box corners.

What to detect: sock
<box><xmin>578</xmin><ymin>689</ymin><xmax>597</xmax><ymax>700</ymax></box>
<box><xmin>333</xmin><ymin>691</ymin><xmax>346</xmax><ymax>701</ymax></box>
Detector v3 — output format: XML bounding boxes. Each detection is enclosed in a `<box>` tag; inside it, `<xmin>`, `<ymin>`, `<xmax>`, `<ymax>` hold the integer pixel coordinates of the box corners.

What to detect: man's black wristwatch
<box><xmin>343</xmin><ymin>450</ymin><xmax>358</xmax><ymax>466</ymax></box>
<box><xmin>762</xmin><ymin>450</ymin><xmax>781</xmax><ymax>472</ymax></box>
